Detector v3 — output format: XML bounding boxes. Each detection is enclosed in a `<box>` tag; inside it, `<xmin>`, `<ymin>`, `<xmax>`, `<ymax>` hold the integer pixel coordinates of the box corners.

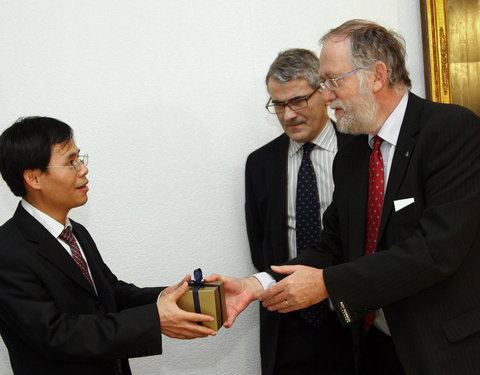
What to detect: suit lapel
<box><xmin>333</xmin><ymin>121</ymin><xmax>351</xmax><ymax>149</ymax></box>
<box><xmin>378</xmin><ymin>93</ymin><xmax>422</xmax><ymax>241</ymax></box>
<box><xmin>71</xmin><ymin>224</ymin><xmax>120</xmax><ymax>310</ymax></box>
<box><xmin>347</xmin><ymin>137</ymin><xmax>371</xmax><ymax>260</ymax></box>
<box><xmin>268</xmin><ymin>134</ymin><xmax>290</xmax><ymax>264</ymax></box>
<box><xmin>14</xmin><ymin>204</ymin><xmax>97</xmax><ymax>297</ymax></box>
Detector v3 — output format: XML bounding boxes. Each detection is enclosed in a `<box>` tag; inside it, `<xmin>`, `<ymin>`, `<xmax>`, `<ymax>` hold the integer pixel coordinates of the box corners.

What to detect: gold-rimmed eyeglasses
<box><xmin>46</xmin><ymin>154</ymin><xmax>89</xmax><ymax>172</ymax></box>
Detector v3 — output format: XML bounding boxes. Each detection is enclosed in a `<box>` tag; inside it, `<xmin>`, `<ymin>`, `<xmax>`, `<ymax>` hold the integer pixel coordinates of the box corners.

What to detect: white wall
<box><xmin>0</xmin><ymin>1</ymin><xmax>425</xmax><ymax>374</ymax></box>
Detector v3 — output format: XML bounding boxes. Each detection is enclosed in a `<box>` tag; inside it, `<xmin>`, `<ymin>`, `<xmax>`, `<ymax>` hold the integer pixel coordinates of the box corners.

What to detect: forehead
<box><xmin>50</xmin><ymin>139</ymin><xmax>78</xmax><ymax>159</ymax></box>
<box><xmin>319</xmin><ymin>38</ymin><xmax>352</xmax><ymax>77</ymax></box>
<box><xmin>267</xmin><ymin>78</ymin><xmax>314</xmax><ymax>101</ymax></box>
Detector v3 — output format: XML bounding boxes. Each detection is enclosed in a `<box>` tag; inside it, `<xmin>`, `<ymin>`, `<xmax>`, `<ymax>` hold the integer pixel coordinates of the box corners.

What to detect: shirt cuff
<box><xmin>252</xmin><ymin>272</ymin><xmax>276</xmax><ymax>290</ymax></box>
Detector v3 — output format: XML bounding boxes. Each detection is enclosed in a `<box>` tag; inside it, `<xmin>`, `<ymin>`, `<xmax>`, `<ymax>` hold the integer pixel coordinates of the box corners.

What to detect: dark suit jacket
<box><xmin>245</xmin><ymin>123</ymin><xmax>352</xmax><ymax>374</ymax></box>
<box><xmin>0</xmin><ymin>204</ymin><xmax>164</xmax><ymax>375</ymax></box>
<box><xmin>292</xmin><ymin>93</ymin><xmax>480</xmax><ymax>374</ymax></box>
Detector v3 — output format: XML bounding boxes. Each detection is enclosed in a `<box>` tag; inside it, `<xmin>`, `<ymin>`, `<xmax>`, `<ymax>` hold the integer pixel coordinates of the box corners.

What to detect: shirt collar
<box><xmin>289</xmin><ymin>119</ymin><xmax>336</xmax><ymax>157</ymax></box>
<box><xmin>21</xmin><ymin>199</ymin><xmax>72</xmax><ymax>238</ymax></box>
<box><xmin>368</xmin><ymin>92</ymin><xmax>409</xmax><ymax>148</ymax></box>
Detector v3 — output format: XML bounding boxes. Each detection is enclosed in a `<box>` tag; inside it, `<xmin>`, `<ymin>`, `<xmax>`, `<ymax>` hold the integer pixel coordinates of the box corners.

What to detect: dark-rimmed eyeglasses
<box><xmin>319</xmin><ymin>67</ymin><xmax>364</xmax><ymax>91</ymax></box>
<box><xmin>46</xmin><ymin>154</ymin><xmax>89</xmax><ymax>172</ymax></box>
<box><xmin>265</xmin><ymin>88</ymin><xmax>318</xmax><ymax>114</ymax></box>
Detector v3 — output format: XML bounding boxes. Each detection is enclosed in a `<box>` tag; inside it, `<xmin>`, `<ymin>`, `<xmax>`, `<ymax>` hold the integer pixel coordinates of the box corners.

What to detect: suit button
<box><xmin>95</xmin><ymin>302</ymin><xmax>106</xmax><ymax>313</ymax></box>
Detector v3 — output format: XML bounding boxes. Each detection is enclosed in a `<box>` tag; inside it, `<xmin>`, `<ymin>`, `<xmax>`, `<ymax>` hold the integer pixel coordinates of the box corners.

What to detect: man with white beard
<box><xmin>207</xmin><ymin>19</ymin><xmax>480</xmax><ymax>375</ymax></box>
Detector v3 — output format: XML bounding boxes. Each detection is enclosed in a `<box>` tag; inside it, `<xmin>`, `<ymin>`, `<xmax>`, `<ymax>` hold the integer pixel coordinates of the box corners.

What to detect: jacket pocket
<box><xmin>442</xmin><ymin>306</ymin><xmax>480</xmax><ymax>342</ymax></box>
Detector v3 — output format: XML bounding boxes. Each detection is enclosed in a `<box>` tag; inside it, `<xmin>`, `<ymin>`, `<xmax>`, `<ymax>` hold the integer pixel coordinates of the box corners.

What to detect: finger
<box><xmin>175</xmin><ymin>274</ymin><xmax>190</xmax><ymax>289</ymax></box>
<box><xmin>167</xmin><ymin>281</ymin><xmax>189</xmax><ymax>300</ymax></box>
<box><xmin>224</xmin><ymin>314</ymin><xmax>236</xmax><ymax>328</ymax></box>
<box><xmin>183</xmin><ymin>324</ymin><xmax>217</xmax><ymax>338</ymax></box>
<box><xmin>204</xmin><ymin>274</ymin><xmax>223</xmax><ymax>282</ymax></box>
<box><xmin>259</xmin><ymin>283</ymin><xmax>284</xmax><ymax>301</ymax></box>
<box><xmin>223</xmin><ymin>305</ymin><xmax>241</xmax><ymax>327</ymax></box>
<box><xmin>270</xmin><ymin>265</ymin><xmax>298</xmax><ymax>275</ymax></box>
<box><xmin>263</xmin><ymin>296</ymin><xmax>296</xmax><ymax>312</ymax></box>
<box><xmin>261</xmin><ymin>292</ymin><xmax>286</xmax><ymax>307</ymax></box>
<box><xmin>169</xmin><ymin>324</ymin><xmax>216</xmax><ymax>339</ymax></box>
<box><xmin>271</xmin><ymin>305</ymin><xmax>296</xmax><ymax>313</ymax></box>
<box><xmin>183</xmin><ymin>311</ymin><xmax>215</xmax><ymax>323</ymax></box>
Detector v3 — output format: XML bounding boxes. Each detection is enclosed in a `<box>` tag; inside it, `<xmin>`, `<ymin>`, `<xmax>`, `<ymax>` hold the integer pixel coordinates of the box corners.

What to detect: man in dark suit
<box><xmin>245</xmin><ymin>48</ymin><xmax>353</xmax><ymax>374</ymax></box>
<box><xmin>208</xmin><ymin>20</ymin><xmax>480</xmax><ymax>375</ymax></box>
<box><xmin>0</xmin><ymin>116</ymin><xmax>216</xmax><ymax>375</ymax></box>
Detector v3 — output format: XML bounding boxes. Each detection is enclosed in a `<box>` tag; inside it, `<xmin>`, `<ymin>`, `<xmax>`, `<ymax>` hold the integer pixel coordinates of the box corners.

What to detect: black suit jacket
<box><xmin>0</xmin><ymin>204</ymin><xmax>164</xmax><ymax>375</ymax></box>
<box><xmin>293</xmin><ymin>93</ymin><xmax>480</xmax><ymax>374</ymax></box>
<box><xmin>245</xmin><ymin>123</ymin><xmax>351</xmax><ymax>374</ymax></box>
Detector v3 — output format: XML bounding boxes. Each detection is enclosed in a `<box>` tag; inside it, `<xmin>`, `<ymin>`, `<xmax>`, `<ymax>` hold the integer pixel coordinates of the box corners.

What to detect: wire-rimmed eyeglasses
<box><xmin>265</xmin><ymin>88</ymin><xmax>318</xmax><ymax>114</ymax></box>
<box><xmin>46</xmin><ymin>154</ymin><xmax>89</xmax><ymax>172</ymax></box>
<box><xmin>319</xmin><ymin>67</ymin><xmax>364</xmax><ymax>91</ymax></box>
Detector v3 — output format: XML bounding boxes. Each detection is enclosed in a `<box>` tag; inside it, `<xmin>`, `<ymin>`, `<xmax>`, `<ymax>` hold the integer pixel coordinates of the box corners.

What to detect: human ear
<box><xmin>23</xmin><ymin>169</ymin><xmax>42</xmax><ymax>191</ymax></box>
<box><xmin>372</xmin><ymin>61</ymin><xmax>388</xmax><ymax>93</ymax></box>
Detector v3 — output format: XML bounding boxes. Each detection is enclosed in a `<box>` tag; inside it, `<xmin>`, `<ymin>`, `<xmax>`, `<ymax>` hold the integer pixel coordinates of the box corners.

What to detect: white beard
<box><xmin>331</xmin><ymin>88</ymin><xmax>379</xmax><ymax>135</ymax></box>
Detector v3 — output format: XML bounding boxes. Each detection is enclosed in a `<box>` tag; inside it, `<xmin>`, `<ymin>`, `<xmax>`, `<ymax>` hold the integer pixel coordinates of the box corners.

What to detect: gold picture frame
<box><xmin>420</xmin><ymin>0</ymin><xmax>479</xmax><ymax>115</ymax></box>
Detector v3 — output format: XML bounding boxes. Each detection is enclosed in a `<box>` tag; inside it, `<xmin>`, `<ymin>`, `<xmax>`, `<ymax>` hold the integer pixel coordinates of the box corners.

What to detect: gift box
<box><xmin>177</xmin><ymin>269</ymin><xmax>227</xmax><ymax>331</ymax></box>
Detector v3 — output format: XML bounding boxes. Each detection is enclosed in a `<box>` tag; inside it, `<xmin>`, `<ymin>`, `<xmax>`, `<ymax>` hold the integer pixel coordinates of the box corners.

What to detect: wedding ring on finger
<box><xmin>283</xmin><ymin>300</ymin><xmax>289</xmax><ymax>307</ymax></box>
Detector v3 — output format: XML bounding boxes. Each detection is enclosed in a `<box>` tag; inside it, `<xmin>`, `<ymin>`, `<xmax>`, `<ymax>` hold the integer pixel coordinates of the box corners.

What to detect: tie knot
<box><xmin>373</xmin><ymin>136</ymin><xmax>383</xmax><ymax>151</ymax></box>
<box><xmin>302</xmin><ymin>142</ymin><xmax>315</xmax><ymax>155</ymax></box>
<box><xmin>59</xmin><ymin>228</ymin><xmax>74</xmax><ymax>245</ymax></box>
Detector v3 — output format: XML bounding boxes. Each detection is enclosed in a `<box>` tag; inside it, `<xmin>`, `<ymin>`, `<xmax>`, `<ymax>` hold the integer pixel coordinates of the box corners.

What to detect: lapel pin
<box><xmin>405</xmin><ymin>151</ymin><xmax>410</xmax><ymax>158</ymax></box>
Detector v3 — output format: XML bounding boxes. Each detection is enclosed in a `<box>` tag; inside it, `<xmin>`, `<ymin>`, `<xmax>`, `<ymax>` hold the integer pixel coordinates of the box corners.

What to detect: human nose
<box><xmin>321</xmin><ymin>87</ymin><xmax>337</xmax><ymax>105</ymax></box>
<box><xmin>77</xmin><ymin>162</ymin><xmax>88</xmax><ymax>176</ymax></box>
<box><xmin>283</xmin><ymin>105</ymin><xmax>298</xmax><ymax>120</ymax></box>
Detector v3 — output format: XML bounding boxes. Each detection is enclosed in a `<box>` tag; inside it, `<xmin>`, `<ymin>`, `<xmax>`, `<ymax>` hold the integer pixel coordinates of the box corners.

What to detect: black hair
<box><xmin>0</xmin><ymin>116</ymin><xmax>73</xmax><ymax>197</ymax></box>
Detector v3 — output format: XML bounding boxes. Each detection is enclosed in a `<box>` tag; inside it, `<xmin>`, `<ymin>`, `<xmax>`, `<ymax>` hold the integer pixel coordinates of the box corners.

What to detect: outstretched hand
<box><xmin>259</xmin><ymin>265</ymin><xmax>328</xmax><ymax>312</ymax></box>
<box><xmin>204</xmin><ymin>274</ymin><xmax>263</xmax><ymax>328</ymax></box>
<box><xmin>157</xmin><ymin>275</ymin><xmax>216</xmax><ymax>339</ymax></box>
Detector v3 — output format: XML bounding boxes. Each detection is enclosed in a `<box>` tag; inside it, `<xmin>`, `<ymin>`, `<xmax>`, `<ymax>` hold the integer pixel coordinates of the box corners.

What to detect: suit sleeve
<box><xmin>324</xmin><ymin>105</ymin><xmax>480</xmax><ymax>324</ymax></box>
<box><xmin>0</xmin><ymin>233</ymin><xmax>163</xmax><ymax>361</ymax></box>
<box><xmin>245</xmin><ymin>154</ymin><xmax>266</xmax><ymax>271</ymax></box>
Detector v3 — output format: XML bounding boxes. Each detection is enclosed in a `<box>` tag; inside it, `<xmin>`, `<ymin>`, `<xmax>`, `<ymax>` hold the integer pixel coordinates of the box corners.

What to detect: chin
<box><xmin>75</xmin><ymin>197</ymin><xmax>89</xmax><ymax>207</ymax></box>
<box><xmin>289</xmin><ymin>133</ymin><xmax>310</xmax><ymax>143</ymax></box>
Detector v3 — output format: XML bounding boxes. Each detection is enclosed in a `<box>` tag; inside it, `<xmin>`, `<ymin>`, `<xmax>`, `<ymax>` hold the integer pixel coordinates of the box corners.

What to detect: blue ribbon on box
<box><xmin>187</xmin><ymin>268</ymin><xmax>222</xmax><ymax>318</ymax></box>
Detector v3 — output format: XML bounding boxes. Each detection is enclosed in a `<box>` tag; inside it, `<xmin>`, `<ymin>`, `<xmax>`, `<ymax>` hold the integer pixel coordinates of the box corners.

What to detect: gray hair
<box><xmin>265</xmin><ymin>48</ymin><xmax>321</xmax><ymax>89</ymax></box>
<box><xmin>320</xmin><ymin>19</ymin><xmax>411</xmax><ymax>90</ymax></box>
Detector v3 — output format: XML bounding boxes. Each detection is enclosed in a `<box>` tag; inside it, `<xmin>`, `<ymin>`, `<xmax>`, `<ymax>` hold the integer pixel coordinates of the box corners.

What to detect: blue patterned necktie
<box><xmin>295</xmin><ymin>142</ymin><xmax>330</xmax><ymax>328</ymax></box>
<box><xmin>296</xmin><ymin>142</ymin><xmax>321</xmax><ymax>251</ymax></box>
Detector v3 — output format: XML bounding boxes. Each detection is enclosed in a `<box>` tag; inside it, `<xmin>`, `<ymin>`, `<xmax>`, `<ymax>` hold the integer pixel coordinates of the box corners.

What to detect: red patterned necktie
<box><xmin>59</xmin><ymin>228</ymin><xmax>94</xmax><ymax>288</ymax></box>
<box><xmin>364</xmin><ymin>136</ymin><xmax>384</xmax><ymax>331</ymax></box>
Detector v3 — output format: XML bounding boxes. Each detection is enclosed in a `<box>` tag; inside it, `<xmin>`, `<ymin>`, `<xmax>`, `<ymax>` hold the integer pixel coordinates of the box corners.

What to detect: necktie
<box><xmin>295</xmin><ymin>143</ymin><xmax>329</xmax><ymax>328</ymax></box>
<box><xmin>364</xmin><ymin>136</ymin><xmax>384</xmax><ymax>331</ymax></box>
<box><xmin>296</xmin><ymin>142</ymin><xmax>321</xmax><ymax>252</ymax></box>
<box><xmin>59</xmin><ymin>228</ymin><xmax>94</xmax><ymax>288</ymax></box>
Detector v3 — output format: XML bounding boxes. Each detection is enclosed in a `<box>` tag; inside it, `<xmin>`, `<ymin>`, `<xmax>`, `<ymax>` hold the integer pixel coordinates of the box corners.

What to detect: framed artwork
<box><xmin>420</xmin><ymin>0</ymin><xmax>479</xmax><ymax>115</ymax></box>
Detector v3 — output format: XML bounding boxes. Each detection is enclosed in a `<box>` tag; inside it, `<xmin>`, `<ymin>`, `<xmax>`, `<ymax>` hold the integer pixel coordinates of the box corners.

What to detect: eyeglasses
<box><xmin>46</xmin><ymin>154</ymin><xmax>89</xmax><ymax>172</ymax></box>
<box><xmin>265</xmin><ymin>88</ymin><xmax>318</xmax><ymax>114</ymax></box>
<box><xmin>319</xmin><ymin>67</ymin><xmax>364</xmax><ymax>91</ymax></box>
